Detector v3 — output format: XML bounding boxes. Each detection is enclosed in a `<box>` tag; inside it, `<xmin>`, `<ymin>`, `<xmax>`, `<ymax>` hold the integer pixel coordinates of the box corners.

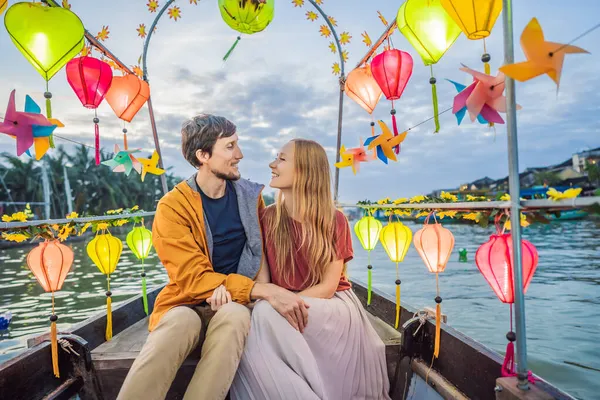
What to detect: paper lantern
<box><xmin>66</xmin><ymin>56</ymin><xmax>114</xmax><ymax>165</ymax></box>
<box><xmin>126</xmin><ymin>225</ymin><xmax>153</xmax><ymax>315</ymax></box>
<box><xmin>105</xmin><ymin>74</ymin><xmax>150</xmax><ymax>123</ymax></box>
<box><xmin>87</xmin><ymin>231</ymin><xmax>123</xmax><ymax>340</ymax></box>
<box><xmin>413</xmin><ymin>219</ymin><xmax>455</xmax><ymax>358</ymax></box>
<box><xmin>353</xmin><ymin>215</ymin><xmax>382</xmax><ymax>305</ymax></box>
<box><xmin>397</xmin><ymin>0</ymin><xmax>462</xmax><ymax>133</ymax></box>
<box><xmin>218</xmin><ymin>0</ymin><xmax>275</xmax><ymax>61</ymax></box>
<box><xmin>458</xmin><ymin>248</ymin><xmax>467</xmax><ymax>262</ymax></box>
<box><xmin>441</xmin><ymin>0</ymin><xmax>502</xmax><ymax>75</ymax></box>
<box><xmin>4</xmin><ymin>2</ymin><xmax>85</xmax><ymax>146</ymax></box>
<box><xmin>345</xmin><ymin>65</ymin><xmax>383</xmax><ymax>144</ymax></box>
<box><xmin>26</xmin><ymin>240</ymin><xmax>74</xmax><ymax>378</ymax></box>
<box><xmin>475</xmin><ymin>232</ymin><xmax>539</xmax><ymax>378</ymax></box>
<box><xmin>371</xmin><ymin>49</ymin><xmax>414</xmax><ymax>153</ymax></box>
<box><xmin>380</xmin><ymin>221</ymin><xmax>412</xmax><ymax>328</ymax></box>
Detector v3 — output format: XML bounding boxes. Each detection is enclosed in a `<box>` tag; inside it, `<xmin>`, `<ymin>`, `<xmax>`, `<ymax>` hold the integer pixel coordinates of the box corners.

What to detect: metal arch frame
<box><xmin>139</xmin><ymin>0</ymin><xmax>347</xmax><ymax>199</ymax></box>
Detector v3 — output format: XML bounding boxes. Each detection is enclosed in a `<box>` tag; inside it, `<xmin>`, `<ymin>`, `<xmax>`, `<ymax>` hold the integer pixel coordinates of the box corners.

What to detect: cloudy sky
<box><xmin>1</xmin><ymin>0</ymin><xmax>599</xmax><ymax>203</ymax></box>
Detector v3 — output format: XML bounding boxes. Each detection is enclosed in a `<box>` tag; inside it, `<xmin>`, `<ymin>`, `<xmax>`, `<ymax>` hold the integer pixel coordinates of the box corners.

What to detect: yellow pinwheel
<box><xmin>137</xmin><ymin>150</ymin><xmax>165</xmax><ymax>182</ymax></box>
<box><xmin>364</xmin><ymin>120</ymin><xmax>408</xmax><ymax>164</ymax></box>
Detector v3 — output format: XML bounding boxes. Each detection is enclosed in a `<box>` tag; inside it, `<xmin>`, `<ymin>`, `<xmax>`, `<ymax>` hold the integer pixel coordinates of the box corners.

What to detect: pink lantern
<box><xmin>66</xmin><ymin>56</ymin><xmax>113</xmax><ymax>165</ymax></box>
<box><xmin>370</xmin><ymin>49</ymin><xmax>413</xmax><ymax>153</ymax></box>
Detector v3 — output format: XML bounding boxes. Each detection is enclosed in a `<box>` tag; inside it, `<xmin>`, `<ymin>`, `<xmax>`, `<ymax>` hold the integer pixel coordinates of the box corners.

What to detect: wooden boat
<box><xmin>0</xmin><ymin>281</ymin><xmax>575</xmax><ymax>400</ymax></box>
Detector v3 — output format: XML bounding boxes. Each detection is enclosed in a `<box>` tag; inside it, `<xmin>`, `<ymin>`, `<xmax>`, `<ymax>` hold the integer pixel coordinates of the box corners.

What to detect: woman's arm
<box><xmin>298</xmin><ymin>258</ymin><xmax>344</xmax><ymax>299</ymax></box>
<box><xmin>255</xmin><ymin>255</ymin><xmax>271</xmax><ymax>283</ymax></box>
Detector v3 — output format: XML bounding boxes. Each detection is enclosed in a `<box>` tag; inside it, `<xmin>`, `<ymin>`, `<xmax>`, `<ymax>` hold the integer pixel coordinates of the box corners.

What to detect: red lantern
<box><xmin>475</xmin><ymin>231</ymin><xmax>539</xmax><ymax>379</ymax></box>
<box><xmin>370</xmin><ymin>49</ymin><xmax>413</xmax><ymax>154</ymax></box>
<box><xmin>475</xmin><ymin>233</ymin><xmax>538</xmax><ymax>304</ymax></box>
<box><xmin>66</xmin><ymin>56</ymin><xmax>113</xmax><ymax>165</ymax></box>
<box><xmin>26</xmin><ymin>240</ymin><xmax>74</xmax><ymax>378</ymax></box>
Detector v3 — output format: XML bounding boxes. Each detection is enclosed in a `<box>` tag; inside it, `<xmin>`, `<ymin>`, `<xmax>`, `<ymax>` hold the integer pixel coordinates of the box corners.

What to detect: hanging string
<box><xmin>551</xmin><ymin>22</ymin><xmax>600</xmax><ymax>54</ymax></box>
<box><xmin>482</xmin><ymin>38</ymin><xmax>491</xmax><ymax>75</ymax></box>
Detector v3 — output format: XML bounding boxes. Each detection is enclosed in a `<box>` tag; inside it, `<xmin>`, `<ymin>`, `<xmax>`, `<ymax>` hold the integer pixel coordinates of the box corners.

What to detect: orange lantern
<box><xmin>105</xmin><ymin>74</ymin><xmax>150</xmax><ymax>147</ymax></box>
<box><xmin>379</xmin><ymin>220</ymin><xmax>412</xmax><ymax>328</ymax></box>
<box><xmin>26</xmin><ymin>240</ymin><xmax>74</xmax><ymax>378</ymax></box>
<box><xmin>345</xmin><ymin>65</ymin><xmax>384</xmax><ymax>139</ymax></box>
<box><xmin>413</xmin><ymin>213</ymin><xmax>455</xmax><ymax>358</ymax></box>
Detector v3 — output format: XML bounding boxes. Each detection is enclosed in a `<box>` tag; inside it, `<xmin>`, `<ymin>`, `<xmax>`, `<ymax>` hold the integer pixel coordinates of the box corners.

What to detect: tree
<box><xmin>584</xmin><ymin>160</ymin><xmax>600</xmax><ymax>185</ymax></box>
<box><xmin>533</xmin><ymin>170</ymin><xmax>561</xmax><ymax>187</ymax></box>
<box><xmin>0</xmin><ymin>145</ymin><xmax>183</xmax><ymax>218</ymax></box>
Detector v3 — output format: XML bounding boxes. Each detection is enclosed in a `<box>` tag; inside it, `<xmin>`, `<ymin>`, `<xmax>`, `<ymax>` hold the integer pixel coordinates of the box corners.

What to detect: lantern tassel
<box><xmin>106</xmin><ymin>295</ymin><xmax>113</xmax><ymax>341</ymax></box>
<box><xmin>434</xmin><ymin>303</ymin><xmax>441</xmax><ymax>358</ymax></box>
<box><xmin>223</xmin><ymin>36</ymin><xmax>241</xmax><ymax>61</ymax></box>
<box><xmin>501</xmin><ymin>341</ymin><xmax>515</xmax><ymax>376</ymax></box>
<box><xmin>94</xmin><ymin>121</ymin><xmax>100</xmax><ymax>166</ymax></box>
<box><xmin>395</xmin><ymin>283</ymin><xmax>401</xmax><ymax>329</ymax></box>
<box><xmin>123</xmin><ymin>131</ymin><xmax>128</xmax><ymax>150</ymax></box>
<box><xmin>51</xmin><ymin>318</ymin><xmax>59</xmax><ymax>378</ymax></box>
<box><xmin>431</xmin><ymin>81</ymin><xmax>440</xmax><ymax>134</ymax></box>
<box><xmin>44</xmin><ymin>89</ymin><xmax>55</xmax><ymax>148</ymax></box>
<box><xmin>484</xmin><ymin>61</ymin><xmax>491</xmax><ymax>75</ymax></box>
<box><xmin>367</xmin><ymin>265</ymin><xmax>372</xmax><ymax>305</ymax></box>
<box><xmin>142</xmin><ymin>272</ymin><xmax>148</xmax><ymax>316</ymax></box>
<box><xmin>391</xmin><ymin>106</ymin><xmax>400</xmax><ymax>154</ymax></box>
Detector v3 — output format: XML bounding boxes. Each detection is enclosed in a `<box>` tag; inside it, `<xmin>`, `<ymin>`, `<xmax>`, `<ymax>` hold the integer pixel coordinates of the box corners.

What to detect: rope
<box><xmin>551</xmin><ymin>22</ymin><xmax>600</xmax><ymax>54</ymax></box>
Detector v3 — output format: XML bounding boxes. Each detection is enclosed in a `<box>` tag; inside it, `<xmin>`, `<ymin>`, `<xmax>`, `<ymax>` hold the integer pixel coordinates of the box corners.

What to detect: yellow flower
<box><xmin>1</xmin><ymin>215</ymin><xmax>12</xmax><ymax>222</ymax></box>
<box><xmin>328</xmin><ymin>42</ymin><xmax>337</xmax><ymax>54</ymax></box>
<box><xmin>409</xmin><ymin>195</ymin><xmax>426</xmax><ymax>204</ymax></box>
<box><xmin>437</xmin><ymin>211</ymin><xmax>458</xmax><ymax>219</ymax></box>
<box><xmin>440</xmin><ymin>191</ymin><xmax>458</xmax><ymax>202</ymax></box>
<box><xmin>504</xmin><ymin>213</ymin><xmax>529</xmax><ymax>230</ymax></box>
<box><xmin>52</xmin><ymin>224</ymin><xmax>60</xmax><ymax>231</ymax></box>
<box><xmin>1</xmin><ymin>232</ymin><xmax>29</xmax><ymax>243</ymax></box>
<box><xmin>113</xmin><ymin>219</ymin><xmax>129</xmax><ymax>227</ymax></box>
<box><xmin>130</xmin><ymin>205</ymin><xmax>139</xmax><ymax>211</ymax></box>
<box><xmin>376</xmin><ymin>197</ymin><xmax>391</xmax><ymax>205</ymax></box>
<box><xmin>66</xmin><ymin>212</ymin><xmax>79</xmax><ymax>219</ymax></box>
<box><xmin>79</xmin><ymin>222</ymin><xmax>92</xmax><ymax>236</ymax></box>
<box><xmin>393</xmin><ymin>197</ymin><xmax>408</xmax><ymax>205</ymax></box>
<box><xmin>97</xmin><ymin>222</ymin><xmax>109</xmax><ymax>231</ymax></box>
<box><xmin>306</xmin><ymin>11</ymin><xmax>318</xmax><ymax>21</ymax></box>
<box><xmin>393</xmin><ymin>209</ymin><xmax>410</xmax><ymax>217</ymax></box>
<box><xmin>500</xmin><ymin>193</ymin><xmax>511</xmax><ymax>201</ymax></box>
<box><xmin>546</xmin><ymin>187</ymin><xmax>582</xmax><ymax>201</ymax></box>
<box><xmin>339</xmin><ymin>32</ymin><xmax>352</xmax><ymax>45</ymax></box>
<box><xmin>319</xmin><ymin>25</ymin><xmax>332</xmax><ymax>38</ymax></box>
<box><xmin>462</xmin><ymin>212</ymin><xmax>480</xmax><ymax>222</ymax></box>
<box><xmin>466</xmin><ymin>194</ymin><xmax>486</xmax><ymax>201</ymax></box>
<box><xmin>331</xmin><ymin>62</ymin><xmax>341</xmax><ymax>76</ymax></box>
<box><xmin>361</xmin><ymin>31</ymin><xmax>372</xmax><ymax>47</ymax></box>
<box><xmin>415</xmin><ymin>211</ymin><xmax>429</xmax><ymax>218</ymax></box>
<box><xmin>9</xmin><ymin>212</ymin><xmax>28</xmax><ymax>222</ymax></box>
<box><xmin>292</xmin><ymin>0</ymin><xmax>304</xmax><ymax>6</ymax></box>
<box><xmin>58</xmin><ymin>226</ymin><xmax>74</xmax><ymax>241</ymax></box>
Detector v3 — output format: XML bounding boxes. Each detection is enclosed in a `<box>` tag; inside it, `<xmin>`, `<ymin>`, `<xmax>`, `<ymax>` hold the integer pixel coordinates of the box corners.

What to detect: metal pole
<box><xmin>502</xmin><ymin>0</ymin><xmax>529</xmax><ymax>390</ymax></box>
<box><xmin>63</xmin><ymin>165</ymin><xmax>74</xmax><ymax>214</ymax></box>
<box><xmin>40</xmin><ymin>162</ymin><xmax>51</xmax><ymax>219</ymax></box>
<box><xmin>305</xmin><ymin>0</ymin><xmax>346</xmax><ymax>202</ymax></box>
<box><xmin>141</xmin><ymin>0</ymin><xmax>176</xmax><ymax>197</ymax></box>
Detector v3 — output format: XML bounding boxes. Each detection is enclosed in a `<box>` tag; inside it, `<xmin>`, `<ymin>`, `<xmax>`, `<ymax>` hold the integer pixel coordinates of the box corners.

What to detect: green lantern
<box><xmin>4</xmin><ymin>2</ymin><xmax>84</xmax><ymax>145</ymax></box>
<box><xmin>126</xmin><ymin>225</ymin><xmax>153</xmax><ymax>315</ymax></box>
<box><xmin>354</xmin><ymin>215</ymin><xmax>383</xmax><ymax>305</ymax></box>
<box><xmin>397</xmin><ymin>0</ymin><xmax>462</xmax><ymax>133</ymax></box>
<box><xmin>218</xmin><ymin>0</ymin><xmax>275</xmax><ymax>61</ymax></box>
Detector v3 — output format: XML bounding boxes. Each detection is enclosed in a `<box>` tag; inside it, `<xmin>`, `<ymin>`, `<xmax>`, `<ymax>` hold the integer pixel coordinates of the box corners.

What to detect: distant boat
<box><xmin>520</xmin><ymin>186</ymin><xmax>588</xmax><ymax>221</ymax></box>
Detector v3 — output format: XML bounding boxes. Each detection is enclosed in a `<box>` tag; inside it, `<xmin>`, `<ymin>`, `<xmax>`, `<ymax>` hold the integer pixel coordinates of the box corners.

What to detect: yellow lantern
<box><xmin>379</xmin><ymin>221</ymin><xmax>412</xmax><ymax>328</ymax></box>
<box><xmin>441</xmin><ymin>0</ymin><xmax>503</xmax><ymax>74</ymax></box>
<box><xmin>353</xmin><ymin>215</ymin><xmax>382</xmax><ymax>305</ymax></box>
<box><xmin>397</xmin><ymin>0</ymin><xmax>462</xmax><ymax>133</ymax></box>
<box><xmin>413</xmin><ymin>216</ymin><xmax>455</xmax><ymax>358</ymax></box>
<box><xmin>87</xmin><ymin>230</ymin><xmax>123</xmax><ymax>340</ymax></box>
<box><xmin>126</xmin><ymin>224</ymin><xmax>153</xmax><ymax>315</ymax></box>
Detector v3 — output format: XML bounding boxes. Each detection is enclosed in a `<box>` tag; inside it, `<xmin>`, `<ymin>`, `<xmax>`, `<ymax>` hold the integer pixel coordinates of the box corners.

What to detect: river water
<box><xmin>0</xmin><ymin>219</ymin><xmax>598</xmax><ymax>399</ymax></box>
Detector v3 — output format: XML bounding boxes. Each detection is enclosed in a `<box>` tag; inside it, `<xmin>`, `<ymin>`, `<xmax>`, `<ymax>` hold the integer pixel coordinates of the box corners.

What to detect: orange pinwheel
<box><xmin>499</xmin><ymin>18</ymin><xmax>588</xmax><ymax>89</ymax></box>
<box><xmin>365</xmin><ymin>120</ymin><xmax>407</xmax><ymax>164</ymax></box>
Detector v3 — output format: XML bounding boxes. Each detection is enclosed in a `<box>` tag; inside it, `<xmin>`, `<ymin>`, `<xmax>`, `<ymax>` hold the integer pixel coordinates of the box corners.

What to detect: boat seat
<box><xmin>91</xmin><ymin>310</ymin><xmax>401</xmax><ymax>400</ymax></box>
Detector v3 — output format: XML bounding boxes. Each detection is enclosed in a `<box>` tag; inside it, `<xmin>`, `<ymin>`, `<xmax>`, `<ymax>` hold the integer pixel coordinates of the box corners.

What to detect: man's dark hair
<box><xmin>181</xmin><ymin>114</ymin><xmax>237</xmax><ymax>168</ymax></box>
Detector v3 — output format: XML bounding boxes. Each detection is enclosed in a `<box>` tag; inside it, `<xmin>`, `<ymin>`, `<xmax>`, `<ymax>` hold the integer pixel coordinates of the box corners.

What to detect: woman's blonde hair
<box><xmin>266</xmin><ymin>139</ymin><xmax>337</xmax><ymax>288</ymax></box>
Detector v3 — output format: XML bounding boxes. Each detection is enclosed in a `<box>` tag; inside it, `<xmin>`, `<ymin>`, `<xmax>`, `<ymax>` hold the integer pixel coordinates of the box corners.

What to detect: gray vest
<box><xmin>186</xmin><ymin>175</ymin><xmax>264</xmax><ymax>279</ymax></box>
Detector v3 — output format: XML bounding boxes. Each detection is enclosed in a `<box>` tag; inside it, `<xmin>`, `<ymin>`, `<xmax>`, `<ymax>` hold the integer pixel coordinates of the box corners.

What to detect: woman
<box><xmin>230</xmin><ymin>139</ymin><xmax>390</xmax><ymax>400</ymax></box>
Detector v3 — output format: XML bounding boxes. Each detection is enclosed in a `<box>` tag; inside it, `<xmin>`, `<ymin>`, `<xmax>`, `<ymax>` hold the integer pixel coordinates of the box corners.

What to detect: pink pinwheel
<box><xmin>452</xmin><ymin>64</ymin><xmax>521</xmax><ymax>124</ymax></box>
<box><xmin>334</xmin><ymin>141</ymin><xmax>371</xmax><ymax>175</ymax></box>
<box><xmin>0</xmin><ymin>90</ymin><xmax>55</xmax><ymax>156</ymax></box>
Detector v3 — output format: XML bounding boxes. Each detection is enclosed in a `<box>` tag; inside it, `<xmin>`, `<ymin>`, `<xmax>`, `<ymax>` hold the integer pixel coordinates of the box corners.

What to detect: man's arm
<box><xmin>153</xmin><ymin>202</ymin><xmax>255</xmax><ymax>303</ymax></box>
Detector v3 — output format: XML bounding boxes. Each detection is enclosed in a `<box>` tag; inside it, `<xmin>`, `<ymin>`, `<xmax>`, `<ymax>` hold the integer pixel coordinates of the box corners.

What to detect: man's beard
<box><xmin>211</xmin><ymin>167</ymin><xmax>241</xmax><ymax>181</ymax></box>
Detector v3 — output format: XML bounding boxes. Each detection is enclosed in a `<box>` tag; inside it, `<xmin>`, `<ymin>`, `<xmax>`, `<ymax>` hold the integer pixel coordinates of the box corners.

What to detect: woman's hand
<box><xmin>267</xmin><ymin>285</ymin><xmax>310</xmax><ymax>333</ymax></box>
<box><xmin>207</xmin><ymin>285</ymin><xmax>232</xmax><ymax>311</ymax></box>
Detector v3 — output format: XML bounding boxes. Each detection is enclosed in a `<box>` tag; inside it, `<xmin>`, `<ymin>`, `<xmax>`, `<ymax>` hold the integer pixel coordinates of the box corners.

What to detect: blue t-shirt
<box><xmin>199</xmin><ymin>181</ymin><xmax>247</xmax><ymax>275</ymax></box>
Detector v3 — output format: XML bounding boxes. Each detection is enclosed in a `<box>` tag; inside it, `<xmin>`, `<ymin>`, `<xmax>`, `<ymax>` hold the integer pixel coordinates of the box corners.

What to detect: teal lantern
<box><xmin>459</xmin><ymin>248</ymin><xmax>467</xmax><ymax>262</ymax></box>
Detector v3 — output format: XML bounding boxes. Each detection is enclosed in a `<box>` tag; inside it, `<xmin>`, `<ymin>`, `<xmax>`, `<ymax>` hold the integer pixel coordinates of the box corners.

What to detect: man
<box><xmin>117</xmin><ymin>114</ymin><xmax>309</xmax><ymax>400</ymax></box>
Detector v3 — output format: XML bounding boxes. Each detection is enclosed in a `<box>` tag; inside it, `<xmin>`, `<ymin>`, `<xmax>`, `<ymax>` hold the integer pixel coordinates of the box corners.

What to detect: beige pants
<box><xmin>117</xmin><ymin>302</ymin><xmax>251</xmax><ymax>400</ymax></box>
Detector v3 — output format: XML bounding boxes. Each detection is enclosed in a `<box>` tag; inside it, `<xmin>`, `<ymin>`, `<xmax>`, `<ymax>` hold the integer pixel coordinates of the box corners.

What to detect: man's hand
<box><xmin>206</xmin><ymin>285</ymin><xmax>232</xmax><ymax>311</ymax></box>
<box><xmin>253</xmin><ymin>284</ymin><xmax>310</xmax><ymax>333</ymax></box>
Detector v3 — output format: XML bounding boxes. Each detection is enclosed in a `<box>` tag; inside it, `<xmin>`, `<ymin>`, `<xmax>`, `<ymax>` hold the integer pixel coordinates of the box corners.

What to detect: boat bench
<box><xmin>91</xmin><ymin>309</ymin><xmax>402</xmax><ymax>400</ymax></box>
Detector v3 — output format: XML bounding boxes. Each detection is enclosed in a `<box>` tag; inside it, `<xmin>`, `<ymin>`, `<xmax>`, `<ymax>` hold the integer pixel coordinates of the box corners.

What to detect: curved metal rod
<box><xmin>142</xmin><ymin>0</ymin><xmax>176</xmax><ymax>81</ymax></box>
<box><xmin>306</xmin><ymin>0</ymin><xmax>345</xmax><ymax>77</ymax></box>
<box><xmin>306</xmin><ymin>0</ymin><xmax>346</xmax><ymax>203</ymax></box>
